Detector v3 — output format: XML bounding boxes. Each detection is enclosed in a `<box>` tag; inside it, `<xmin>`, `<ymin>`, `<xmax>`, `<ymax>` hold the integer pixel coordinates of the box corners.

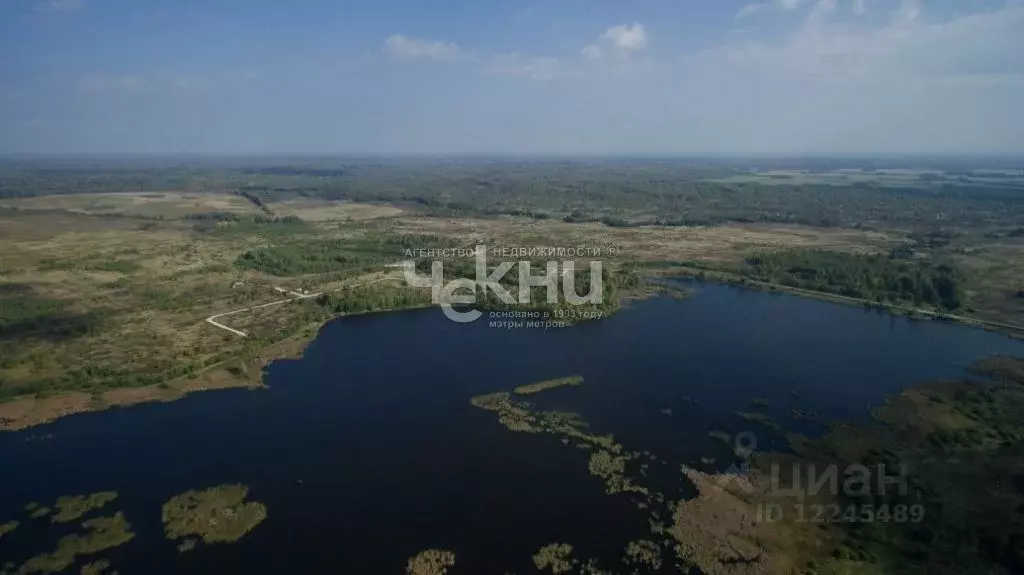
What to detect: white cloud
<box><xmin>853</xmin><ymin>0</ymin><xmax>867</xmax><ymax>15</ymax></box>
<box><xmin>581</xmin><ymin>44</ymin><xmax>602</xmax><ymax>60</ymax></box>
<box><xmin>705</xmin><ymin>3</ymin><xmax>1024</xmax><ymax>82</ymax></box>
<box><xmin>31</xmin><ymin>2</ymin><xmax>1024</xmax><ymax>154</ymax></box>
<box><xmin>737</xmin><ymin>4</ymin><xmax>766</xmax><ymax>18</ymax></box>
<box><xmin>488</xmin><ymin>54</ymin><xmax>561</xmax><ymax>80</ymax></box>
<box><xmin>382</xmin><ymin>34</ymin><xmax>463</xmax><ymax>61</ymax></box>
<box><xmin>79</xmin><ymin>72</ymin><xmax>263</xmax><ymax>95</ymax></box>
<box><xmin>600</xmin><ymin>23</ymin><xmax>648</xmax><ymax>51</ymax></box>
<box><xmin>36</xmin><ymin>0</ymin><xmax>83</xmax><ymax>13</ymax></box>
<box><xmin>737</xmin><ymin>0</ymin><xmax>804</xmax><ymax>19</ymax></box>
<box><xmin>894</xmin><ymin>0</ymin><xmax>922</xmax><ymax>24</ymax></box>
<box><xmin>582</xmin><ymin>23</ymin><xmax>648</xmax><ymax>61</ymax></box>
<box><xmin>806</xmin><ymin>0</ymin><xmax>838</xmax><ymax>27</ymax></box>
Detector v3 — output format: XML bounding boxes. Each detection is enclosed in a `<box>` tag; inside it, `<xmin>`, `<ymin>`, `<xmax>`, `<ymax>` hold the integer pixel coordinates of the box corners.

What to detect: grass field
<box><xmin>270</xmin><ymin>199</ymin><xmax>403</xmax><ymax>221</ymax></box>
<box><xmin>3</xmin><ymin>190</ymin><xmax>1024</xmax><ymax>429</ymax></box>
<box><xmin>0</xmin><ymin>191</ymin><xmax>264</xmax><ymax>218</ymax></box>
<box><xmin>0</xmin><ymin>195</ymin><xmax>426</xmax><ymax>428</ymax></box>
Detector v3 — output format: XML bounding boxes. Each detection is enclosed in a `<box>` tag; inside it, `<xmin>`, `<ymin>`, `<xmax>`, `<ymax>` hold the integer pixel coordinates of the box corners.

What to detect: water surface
<box><xmin>2</xmin><ymin>282</ymin><xmax>1021</xmax><ymax>572</ymax></box>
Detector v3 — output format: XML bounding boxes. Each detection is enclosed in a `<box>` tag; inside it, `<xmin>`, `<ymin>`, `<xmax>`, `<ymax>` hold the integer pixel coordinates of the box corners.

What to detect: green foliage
<box><xmin>785</xmin><ymin>366</ymin><xmax>1024</xmax><ymax>575</ymax></box>
<box><xmin>51</xmin><ymin>492</ymin><xmax>118</xmax><ymax>523</ymax></box>
<box><xmin>315</xmin><ymin>286</ymin><xmax>431</xmax><ymax>315</ymax></box>
<box><xmin>15</xmin><ymin>513</ymin><xmax>134</xmax><ymax>575</ymax></box>
<box><xmin>0</xmin><ymin>289</ymin><xmax>103</xmax><ymax>344</ymax></box>
<box><xmin>235</xmin><ymin>234</ymin><xmax>448</xmax><ymax>277</ymax></box>
<box><xmin>436</xmin><ymin>258</ymin><xmax>640</xmax><ymax>320</ymax></box>
<box><xmin>162</xmin><ymin>484</ymin><xmax>266</xmax><ymax>545</ymax></box>
<box><xmin>743</xmin><ymin>249</ymin><xmax>964</xmax><ymax>310</ymax></box>
<box><xmin>192</xmin><ymin>213</ymin><xmax>305</xmax><ymax>235</ymax></box>
<box><xmin>513</xmin><ymin>375</ymin><xmax>583</xmax><ymax>395</ymax></box>
<box><xmin>37</xmin><ymin>258</ymin><xmax>140</xmax><ymax>274</ymax></box>
<box><xmin>4</xmin><ymin>158</ymin><xmax>1024</xmax><ymax>230</ymax></box>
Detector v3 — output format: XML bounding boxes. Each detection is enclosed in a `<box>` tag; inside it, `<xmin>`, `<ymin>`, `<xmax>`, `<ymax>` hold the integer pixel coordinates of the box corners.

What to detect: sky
<box><xmin>1</xmin><ymin>0</ymin><xmax>1022</xmax><ymax>155</ymax></box>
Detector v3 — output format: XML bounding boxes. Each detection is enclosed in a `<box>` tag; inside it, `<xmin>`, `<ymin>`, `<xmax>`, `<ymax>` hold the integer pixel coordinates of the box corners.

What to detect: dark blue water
<box><xmin>2</xmin><ymin>282</ymin><xmax>1022</xmax><ymax>573</ymax></box>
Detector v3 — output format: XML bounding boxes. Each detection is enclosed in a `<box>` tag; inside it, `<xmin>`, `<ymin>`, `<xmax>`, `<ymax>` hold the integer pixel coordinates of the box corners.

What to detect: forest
<box><xmin>741</xmin><ymin>250</ymin><xmax>965</xmax><ymax>310</ymax></box>
<box><xmin>3</xmin><ymin>157</ymin><xmax>1023</xmax><ymax>231</ymax></box>
<box><xmin>234</xmin><ymin>234</ymin><xmax>451</xmax><ymax>276</ymax></box>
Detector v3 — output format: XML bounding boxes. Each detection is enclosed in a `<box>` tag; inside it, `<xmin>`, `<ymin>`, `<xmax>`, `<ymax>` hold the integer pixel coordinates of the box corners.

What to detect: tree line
<box><xmin>743</xmin><ymin>249</ymin><xmax>964</xmax><ymax>310</ymax></box>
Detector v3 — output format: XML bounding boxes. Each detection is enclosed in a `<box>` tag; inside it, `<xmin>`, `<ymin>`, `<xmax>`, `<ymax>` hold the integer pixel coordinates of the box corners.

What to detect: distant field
<box><xmin>0</xmin><ymin>192</ymin><xmax>407</xmax><ymax>224</ymax></box>
<box><xmin>706</xmin><ymin>169</ymin><xmax>1024</xmax><ymax>188</ymax></box>
<box><xmin>0</xmin><ymin>190</ymin><xmax>409</xmax><ymax>222</ymax></box>
<box><xmin>4</xmin><ymin>174</ymin><xmax>1024</xmax><ymax>429</ymax></box>
<box><xmin>271</xmin><ymin>199</ymin><xmax>402</xmax><ymax>221</ymax></box>
<box><xmin>0</xmin><ymin>191</ymin><xmax>266</xmax><ymax>218</ymax></box>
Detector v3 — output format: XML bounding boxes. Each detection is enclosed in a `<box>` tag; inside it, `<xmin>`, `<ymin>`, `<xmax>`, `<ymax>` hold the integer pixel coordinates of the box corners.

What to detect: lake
<box><xmin>2</xmin><ymin>281</ymin><xmax>1022</xmax><ymax>573</ymax></box>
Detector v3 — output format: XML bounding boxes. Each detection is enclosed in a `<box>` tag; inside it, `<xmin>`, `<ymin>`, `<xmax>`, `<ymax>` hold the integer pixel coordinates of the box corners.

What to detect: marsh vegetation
<box><xmin>78</xmin><ymin>560</ymin><xmax>112</xmax><ymax>575</ymax></box>
<box><xmin>532</xmin><ymin>543</ymin><xmax>576</xmax><ymax>574</ymax></box>
<box><xmin>405</xmin><ymin>549</ymin><xmax>456</xmax><ymax>575</ymax></box>
<box><xmin>467</xmin><ymin>352</ymin><xmax>1024</xmax><ymax>574</ymax></box>
<box><xmin>513</xmin><ymin>375</ymin><xmax>584</xmax><ymax>396</ymax></box>
<box><xmin>161</xmin><ymin>484</ymin><xmax>267</xmax><ymax>546</ymax></box>
<box><xmin>51</xmin><ymin>492</ymin><xmax>118</xmax><ymax>524</ymax></box>
<box><xmin>10</xmin><ymin>513</ymin><xmax>134</xmax><ymax>575</ymax></box>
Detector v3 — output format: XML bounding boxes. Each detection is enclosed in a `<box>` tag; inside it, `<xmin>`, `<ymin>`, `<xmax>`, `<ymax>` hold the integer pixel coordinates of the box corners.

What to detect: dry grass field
<box><xmin>0</xmin><ymin>195</ymin><xmax>412</xmax><ymax>428</ymax></box>
<box><xmin>392</xmin><ymin>216</ymin><xmax>901</xmax><ymax>264</ymax></box>
<box><xmin>0</xmin><ymin>191</ymin><xmax>264</xmax><ymax>218</ymax></box>
<box><xmin>271</xmin><ymin>199</ymin><xmax>403</xmax><ymax>221</ymax></box>
<box><xmin>3</xmin><ymin>190</ymin><xmax>1024</xmax><ymax>429</ymax></box>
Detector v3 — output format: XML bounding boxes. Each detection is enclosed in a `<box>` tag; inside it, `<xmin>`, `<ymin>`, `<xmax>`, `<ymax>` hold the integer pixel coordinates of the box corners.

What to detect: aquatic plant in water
<box><xmin>51</xmin><ymin>492</ymin><xmax>118</xmax><ymax>523</ymax></box>
<box><xmin>513</xmin><ymin>375</ymin><xmax>583</xmax><ymax>396</ymax></box>
<box><xmin>532</xmin><ymin>543</ymin><xmax>575</xmax><ymax>574</ymax></box>
<box><xmin>587</xmin><ymin>450</ymin><xmax>647</xmax><ymax>496</ymax></box>
<box><xmin>734</xmin><ymin>411</ymin><xmax>783</xmax><ymax>433</ymax></box>
<box><xmin>161</xmin><ymin>484</ymin><xmax>267</xmax><ymax>546</ymax></box>
<box><xmin>405</xmin><ymin>549</ymin><xmax>456</xmax><ymax>575</ymax></box>
<box><xmin>15</xmin><ymin>513</ymin><xmax>135</xmax><ymax>575</ymax></box>
<box><xmin>470</xmin><ymin>381</ymin><xmax>796</xmax><ymax>573</ymax></box>
<box><xmin>26</xmin><ymin>506</ymin><xmax>50</xmax><ymax>520</ymax></box>
<box><xmin>176</xmin><ymin>539</ymin><xmax>197</xmax><ymax>553</ymax></box>
<box><xmin>707</xmin><ymin>430</ymin><xmax>730</xmax><ymax>444</ymax></box>
<box><xmin>78</xmin><ymin>559</ymin><xmax>111</xmax><ymax>575</ymax></box>
<box><xmin>624</xmin><ymin>539</ymin><xmax>662</xmax><ymax>570</ymax></box>
<box><xmin>0</xmin><ymin>520</ymin><xmax>18</xmax><ymax>538</ymax></box>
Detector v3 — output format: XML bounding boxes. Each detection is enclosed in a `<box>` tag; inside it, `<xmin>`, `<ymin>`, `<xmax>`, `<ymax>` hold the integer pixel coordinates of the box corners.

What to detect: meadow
<box><xmin>2</xmin><ymin>156</ymin><xmax>1024</xmax><ymax>429</ymax></box>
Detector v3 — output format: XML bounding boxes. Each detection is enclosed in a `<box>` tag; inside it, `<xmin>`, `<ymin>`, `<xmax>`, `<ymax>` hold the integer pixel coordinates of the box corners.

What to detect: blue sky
<box><xmin>1</xmin><ymin>0</ymin><xmax>1022</xmax><ymax>154</ymax></box>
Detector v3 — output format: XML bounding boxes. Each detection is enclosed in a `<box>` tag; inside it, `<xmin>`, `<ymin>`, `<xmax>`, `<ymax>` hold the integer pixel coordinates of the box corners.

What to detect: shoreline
<box><xmin>0</xmin><ymin>275</ymin><xmax>1014</xmax><ymax>432</ymax></box>
<box><xmin>0</xmin><ymin>327</ymin><xmax>312</xmax><ymax>432</ymax></box>
<box><xmin>0</xmin><ymin>303</ymin><xmax>437</xmax><ymax>432</ymax></box>
<box><xmin>648</xmin><ymin>265</ymin><xmax>1024</xmax><ymax>337</ymax></box>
